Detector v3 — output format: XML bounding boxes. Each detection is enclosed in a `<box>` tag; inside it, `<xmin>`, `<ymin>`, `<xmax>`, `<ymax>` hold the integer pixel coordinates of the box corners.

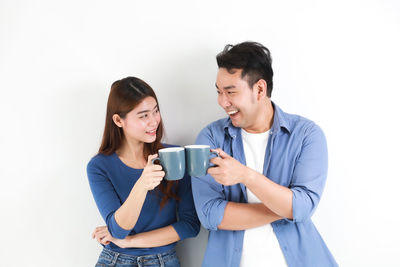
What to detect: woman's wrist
<box><xmin>124</xmin><ymin>234</ymin><xmax>138</xmax><ymax>247</ymax></box>
<box><xmin>134</xmin><ymin>177</ymin><xmax>149</xmax><ymax>193</ymax></box>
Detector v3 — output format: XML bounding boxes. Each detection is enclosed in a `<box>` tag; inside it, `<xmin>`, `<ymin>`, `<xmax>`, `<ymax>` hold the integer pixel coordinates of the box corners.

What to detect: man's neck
<box><xmin>243</xmin><ymin>100</ymin><xmax>274</xmax><ymax>133</ymax></box>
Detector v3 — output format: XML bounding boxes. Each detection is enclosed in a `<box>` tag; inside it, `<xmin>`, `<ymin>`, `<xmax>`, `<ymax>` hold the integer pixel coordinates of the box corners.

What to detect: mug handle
<box><xmin>151</xmin><ymin>157</ymin><xmax>160</xmax><ymax>165</ymax></box>
<box><xmin>209</xmin><ymin>151</ymin><xmax>220</xmax><ymax>168</ymax></box>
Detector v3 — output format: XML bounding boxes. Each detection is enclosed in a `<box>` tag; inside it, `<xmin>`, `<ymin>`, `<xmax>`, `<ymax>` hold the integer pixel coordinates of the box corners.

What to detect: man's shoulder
<box><xmin>197</xmin><ymin>117</ymin><xmax>230</xmax><ymax>136</ymax></box>
<box><xmin>286</xmin><ymin>112</ymin><xmax>316</xmax><ymax>127</ymax></box>
<box><xmin>278</xmin><ymin>106</ymin><xmax>321</xmax><ymax>134</ymax></box>
<box><xmin>204</xmin><ymin>117</ymin><xmax>230</xmax><ymax>131</ymax></box>
<box><xmin>196</xmin><ymin>117</ymin><xmax>230</xmax><ymax>145</ymax></box>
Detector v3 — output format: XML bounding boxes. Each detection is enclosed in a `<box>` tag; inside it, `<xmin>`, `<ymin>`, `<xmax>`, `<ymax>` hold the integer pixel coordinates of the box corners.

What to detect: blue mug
<box><xmin>184</xmin><ymin>145</ymin><xmax>219</xmax><ymax>177</ymax></box>
<box><xmin>152</xmin><ymin>147</ymin><xmax>185</xmax><ymax>180</ymax></box>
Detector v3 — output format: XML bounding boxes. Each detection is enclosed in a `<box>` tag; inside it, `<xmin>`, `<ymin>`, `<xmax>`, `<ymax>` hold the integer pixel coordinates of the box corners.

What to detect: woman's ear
<box><xmin>112</xmin><ymin>114</ymin><xmax>123</xmax><ymax>128</ymax></box>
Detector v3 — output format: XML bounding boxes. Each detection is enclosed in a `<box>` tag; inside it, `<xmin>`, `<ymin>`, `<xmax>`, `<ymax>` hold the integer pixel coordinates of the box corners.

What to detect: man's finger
<box><xmin>210</xmin><ymin>156</ymin><xmax>223</xmax><ymax>166</ymax></box>
<box><xmin>207</xmin><ymin>166</ymin><xmax>220</xmax><ymax>175</ymax></box>
<box><xmin>211</xmin><ymin>148</ymin><xmax>230</xmax><ymax>159</ymax></box>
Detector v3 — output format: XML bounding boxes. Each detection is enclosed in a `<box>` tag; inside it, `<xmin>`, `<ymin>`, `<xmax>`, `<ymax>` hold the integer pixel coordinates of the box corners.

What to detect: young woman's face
<box><xmin>118</xmin><ymin>96</ymin><xmax>161</xmax><ymax>144</ymax></box>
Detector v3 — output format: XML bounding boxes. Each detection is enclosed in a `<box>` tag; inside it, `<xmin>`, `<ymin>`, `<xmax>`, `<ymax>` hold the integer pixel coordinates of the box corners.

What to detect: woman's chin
<box><xmin>143</xmin><ymin>135</ymin><xmax>157</xmax><ymax>143</ymax></box>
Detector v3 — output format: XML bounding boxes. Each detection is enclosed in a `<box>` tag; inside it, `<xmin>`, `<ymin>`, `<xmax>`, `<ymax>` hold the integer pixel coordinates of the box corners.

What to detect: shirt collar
<box><xmin>223</xmin><ymin>101</ymin><xmax>291</xmax><ymax>138</ymax></box>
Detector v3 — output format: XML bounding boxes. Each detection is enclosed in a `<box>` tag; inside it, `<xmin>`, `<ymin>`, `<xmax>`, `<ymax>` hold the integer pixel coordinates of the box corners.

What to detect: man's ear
<box><xmin>112</xmin><ymin>114</ymin><xmax>123</xmax><ymax>128</ymax></box>
<box><xmin>254</xmin><ymin>79</ymin><xmax>267</xmax><ymax>100</ymax></box>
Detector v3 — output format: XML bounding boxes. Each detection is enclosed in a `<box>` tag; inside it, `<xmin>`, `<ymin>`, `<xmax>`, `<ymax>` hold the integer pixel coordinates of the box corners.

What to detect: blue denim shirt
<box><xmin>191</xmin><ymin>103</ymin><xmax>337</xmax><ymax>267</ymax></box>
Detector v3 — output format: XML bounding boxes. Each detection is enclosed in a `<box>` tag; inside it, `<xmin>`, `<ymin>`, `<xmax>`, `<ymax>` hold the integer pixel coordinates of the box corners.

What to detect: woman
<box><xmin>87</xmin><ymin>77</ymin><xmax>200</xmax><ymax>267</ymax></box>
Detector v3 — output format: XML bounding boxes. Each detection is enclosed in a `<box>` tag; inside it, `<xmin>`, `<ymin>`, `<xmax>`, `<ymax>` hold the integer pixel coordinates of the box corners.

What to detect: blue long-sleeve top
<box><xmin>191</xmin><ymin>103</ymin><xmax>337</xmax><ymax>267</ymax></box>
<box><xmin>87</xmin><ymin>145</ymin><xmax>200</xmax><ymax>256</ymax></box>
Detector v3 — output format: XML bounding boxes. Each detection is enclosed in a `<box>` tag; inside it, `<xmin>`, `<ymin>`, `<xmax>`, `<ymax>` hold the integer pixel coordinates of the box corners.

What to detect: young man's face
<box><xmin>216</xmin><ymin>68</ymin><xmax>260</xmax><ymax>130</ymax></box>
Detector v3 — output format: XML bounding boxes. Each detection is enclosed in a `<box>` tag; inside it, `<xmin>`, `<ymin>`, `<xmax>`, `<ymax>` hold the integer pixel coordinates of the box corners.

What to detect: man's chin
<box><xmin>230</xmin><ymin>120</ymin><xmax>242</xmax><ymax>128</ymax></box>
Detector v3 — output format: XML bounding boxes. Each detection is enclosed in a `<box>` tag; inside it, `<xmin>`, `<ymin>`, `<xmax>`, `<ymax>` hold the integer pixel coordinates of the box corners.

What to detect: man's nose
<box><xmin>218</xmin><ymin>93</ymin><xmax>231</xmax><ymax>108</ymax></box>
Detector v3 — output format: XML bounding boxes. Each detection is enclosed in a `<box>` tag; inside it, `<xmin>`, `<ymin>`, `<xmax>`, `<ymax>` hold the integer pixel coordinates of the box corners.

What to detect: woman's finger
<box><xmin>92</xmin><ymin>228</ymin><xmax>99</xmax><ymax>238</ymax></box>
<box><xmin>94</xmin><ymin>229</ymin><xmax>109</xmax><ymax>243</ymax></box>
<box><xmin>95</xmin><ymin>234</ymin><xmax>102</xmax><ymax>244</ymax></box>
<box><xmin>101</xmin><ymin>235</ymin><xmax>112</xmax><ymax>245</ymax></box>
<box><xmin>94</xmin><ymin>226</ymin><xmax>106</xmax><ymax>234</ymax></box>
<box><xmin>152</xmin><ymin>177</ymin><xmax>163</xmax><ymax>185</ymax></box>
<box><xmin>147</xmin><ymin>154</ymin><xmax>158</xmax><ymax>165</ymax></box>
<box><xmin>150</xmin><ymin>164</ymin><xmax>162</xmax><ymax>172</ymax></box>
<box><xmin>153</xmin><ymin>171</ymin><xmax>165</xmax><ymax>178</ymax></box>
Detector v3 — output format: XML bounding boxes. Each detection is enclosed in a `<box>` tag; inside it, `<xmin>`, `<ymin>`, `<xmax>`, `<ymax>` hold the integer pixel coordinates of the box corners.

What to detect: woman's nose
<box><xmin>149</xmin><ymin>114</ymin><xmax>159</xmax><ymax>127</ymax></box>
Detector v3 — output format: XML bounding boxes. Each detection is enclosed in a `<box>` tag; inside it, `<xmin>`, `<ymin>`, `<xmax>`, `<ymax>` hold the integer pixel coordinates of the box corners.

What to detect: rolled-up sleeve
<box><xmin>191</xmin><ymin>126</ymin><xmax>228</xmax><ymax>231</ymax></box>
<box><xmin>172</xmin><ymin>173</ymin><xmax>200</xmax><ymax>239</ymax></box>
<box><xmin>287</xmin><ymin>123</ymin><xmax>328</xmax><ymax>223</ymax></box>
<box><xmin>87</xmin><ymin>158</ymin><xmax>131</xmax><ymax>239</ymax></box>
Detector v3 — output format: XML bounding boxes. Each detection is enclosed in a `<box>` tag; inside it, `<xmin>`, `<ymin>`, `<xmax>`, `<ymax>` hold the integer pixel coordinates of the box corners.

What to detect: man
<box><xmin>191</xmin><ymin>42</ymin><xmax>337</xmax><ymax>267</ymax></box>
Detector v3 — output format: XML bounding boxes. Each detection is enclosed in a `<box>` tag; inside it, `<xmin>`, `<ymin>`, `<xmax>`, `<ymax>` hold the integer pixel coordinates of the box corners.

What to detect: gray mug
<box><xmin>184</xmin><ymin>145</ymin><xmax>219</xmax><ymax>177</ymax></box>
<box><xmin>152</xmin><ymin>147</ymin><xmax>185</xmax><ymax>180</ymax></box>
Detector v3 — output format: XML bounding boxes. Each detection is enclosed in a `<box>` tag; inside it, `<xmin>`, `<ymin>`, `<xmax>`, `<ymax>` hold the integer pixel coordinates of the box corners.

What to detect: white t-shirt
<box><xmin>240</xmin><ymin>129</ymin><xmax>288</xmax><ymax>267</ymax></box>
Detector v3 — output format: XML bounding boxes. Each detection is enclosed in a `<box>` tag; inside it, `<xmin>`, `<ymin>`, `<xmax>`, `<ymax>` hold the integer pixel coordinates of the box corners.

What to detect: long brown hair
<box><xmin>99</xmin><ymin>76</ymin><xmax>179</xmax><ymax>207</ymax></box>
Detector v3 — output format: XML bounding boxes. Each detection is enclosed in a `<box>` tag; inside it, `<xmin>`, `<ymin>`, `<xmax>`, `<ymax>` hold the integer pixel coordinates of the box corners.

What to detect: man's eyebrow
<box><xmin>136</xmin><ymin>104</ymin><xmax>158</xmax><ymax>115</ymax></box>
<box><xmin>215</xmin><ymin>83</ymin><xmax>236</xmax><ymax>90</ymax></box>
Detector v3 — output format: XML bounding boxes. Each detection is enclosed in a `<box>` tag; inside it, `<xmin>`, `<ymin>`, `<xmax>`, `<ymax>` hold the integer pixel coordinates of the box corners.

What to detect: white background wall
<box><xmin>1</xmin><ymin>0</ymin><xmax>399</xmax><ymax>266</ymax></box>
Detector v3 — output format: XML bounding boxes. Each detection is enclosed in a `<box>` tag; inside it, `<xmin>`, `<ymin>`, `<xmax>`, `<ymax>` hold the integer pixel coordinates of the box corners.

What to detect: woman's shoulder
<box><xmin>87</xmin><ymin>153</ymin><xmax>115</xmax><ymax>171</ymax></box>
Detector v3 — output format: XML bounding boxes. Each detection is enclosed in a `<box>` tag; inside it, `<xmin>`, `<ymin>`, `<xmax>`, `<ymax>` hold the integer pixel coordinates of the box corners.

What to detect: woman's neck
<box><xmin>117</xmin><ymin>138</ymin><xmax>147</xmax><ymax>169</ymax></box>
